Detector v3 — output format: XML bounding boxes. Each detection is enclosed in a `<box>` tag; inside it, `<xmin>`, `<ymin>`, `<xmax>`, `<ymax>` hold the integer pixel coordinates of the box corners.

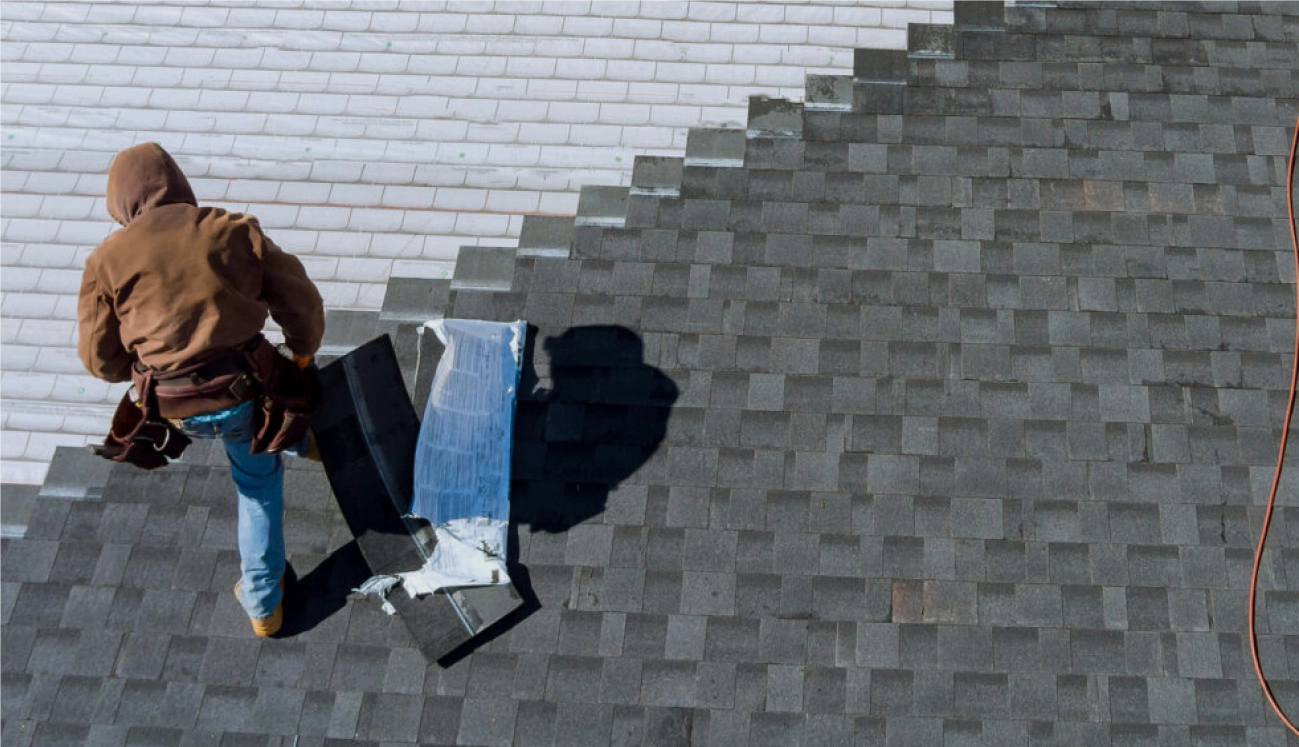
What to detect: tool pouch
<box><xmin>242</xmin><ymin>338</ymin><xmax>322</xmax><ymax>455</ymax></box>
<box><xmin>90</xmin><ymin>371</ymin><xmax>192</xmax><ymax>470</ymax></box>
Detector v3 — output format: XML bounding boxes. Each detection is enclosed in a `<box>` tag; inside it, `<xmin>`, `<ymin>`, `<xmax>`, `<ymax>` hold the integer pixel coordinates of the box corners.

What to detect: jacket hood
<box><xmin>106</xmin><ymin>143</ymin><xmax>197</xmax><ymax>226</ymax></box>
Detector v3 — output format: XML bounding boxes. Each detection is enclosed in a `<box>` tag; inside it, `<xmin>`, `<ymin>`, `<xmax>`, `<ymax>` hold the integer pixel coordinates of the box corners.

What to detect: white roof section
<box><xmin>0</xmin><ymin>1</ymin><xmax>953</xmax><ymax>484</ymax></box>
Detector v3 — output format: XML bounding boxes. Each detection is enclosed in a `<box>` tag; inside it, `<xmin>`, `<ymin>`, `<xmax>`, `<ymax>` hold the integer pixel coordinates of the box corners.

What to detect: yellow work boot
<box><xmin>304</xmin><ymin>431</ymin><xmax>321</xmax><ymax>462</ymax></box>
<box><xmin>234</xmin><ymin>577</ymin><xmax>286</xmax><ymax>637</ymax></box>
<box><xmin>288</xmin><ymin>431</ymin><xmax>322</xmax><ymax>462</ymax></box>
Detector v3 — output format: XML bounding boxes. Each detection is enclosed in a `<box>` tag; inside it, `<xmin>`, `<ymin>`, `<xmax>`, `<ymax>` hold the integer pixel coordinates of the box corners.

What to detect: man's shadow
<box><xmin>511</xmin><ymin>324</ymin><xmax>678</xmax><ymax>531</ymax></box>
<box><xmin>277</xmin><ymin>543</ymin><xmax>371</xmax><ymax>638</ymax></box>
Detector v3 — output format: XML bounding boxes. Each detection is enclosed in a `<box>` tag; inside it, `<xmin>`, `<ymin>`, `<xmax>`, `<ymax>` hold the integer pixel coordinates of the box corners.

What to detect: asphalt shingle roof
<box><xmin>4</xmin><ymin>1</ymin><xmax>1299</xmax><ymax>745</ymax></box>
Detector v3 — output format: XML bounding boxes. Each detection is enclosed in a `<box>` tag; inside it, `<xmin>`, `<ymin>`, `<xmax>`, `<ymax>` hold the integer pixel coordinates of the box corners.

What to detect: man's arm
<box><xmin>76</xmin><ymin>269</ymin><xmax>133</xmax><ymax>382</ymax></box>
<box><xmin>257</xmin><ymin>229</ymin><xmax>325</xmax><ymax>358</ymax></box>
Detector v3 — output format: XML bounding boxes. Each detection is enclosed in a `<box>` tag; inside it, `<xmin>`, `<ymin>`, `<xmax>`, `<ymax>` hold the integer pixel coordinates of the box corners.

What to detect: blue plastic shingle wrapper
<box><xmin>397</xmin><ymin>318</ymin><xmax>526</xmax><ymax>597</ymax></box>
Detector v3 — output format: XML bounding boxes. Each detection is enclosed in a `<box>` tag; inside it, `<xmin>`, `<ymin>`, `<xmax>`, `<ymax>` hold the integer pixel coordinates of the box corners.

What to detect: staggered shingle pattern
<box><xmin>4</xmin><ymin>2</ymin><xmax>1299</xmax><ymax>745</ymax></box>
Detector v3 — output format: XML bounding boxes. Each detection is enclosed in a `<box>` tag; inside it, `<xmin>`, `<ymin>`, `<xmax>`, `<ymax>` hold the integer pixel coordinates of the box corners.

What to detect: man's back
<box><xmin>78</xmin><ymin>143</ymin><xmax>323</xmax><ymax>381</ymax></box>
<box><xmin>86</xmin><ymin>202</ymin><xmax>280</xmax><ymax>374</ymax></box>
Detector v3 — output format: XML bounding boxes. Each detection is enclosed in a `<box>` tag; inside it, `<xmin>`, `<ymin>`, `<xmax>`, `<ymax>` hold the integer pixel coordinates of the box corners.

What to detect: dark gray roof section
<box><xmin>451</xmin><ymin>246</ymin><xmax>518</xmax><ymax>292</ymax></box>
<box><xmin>517</xmin><ymin>216</ymin><xmax>577</xmax><ymax>258</ymax></box>
<box><xmin>379</xmin><ymin>277</ymin><xmax>452</xmax><ymax>324</ymax></box>
<box><xmin>36</xmin><ymin>445</ymin><xmax>114</xmax><ymax>500</ymax></box>
<box><xmin>575</xmin><ymin>185</ymin><xmax>631</xmax><ymax>228</ymax></box>
<box><xmin>684</xmin><ymin>127</ymin><xmax>748</xmax><ymax>168</ymax></box>
<box><xmin>4</xmin><ymin>2</ymin><xmax>1299</xmax><ymax>744</ymax></box>
<box><xmin>0</xmin><ymin>484</ymin><xmax>38</xmax><ymax>538</ymax></box>
<box><xmin>631</xmin><ymin>156</ymin><xmax>686</xmax><ymax>198</ymax></box>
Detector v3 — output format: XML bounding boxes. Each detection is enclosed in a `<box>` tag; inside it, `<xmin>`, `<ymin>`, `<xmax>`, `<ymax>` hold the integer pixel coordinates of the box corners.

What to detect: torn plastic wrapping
<box><xmin>354</xmin><ymin>575</ymin><xmax>401</xmax><ymax>614</ymax></box>
<box><xmin>356</xmin><ymin>318</ymin><xmax>526</xmax><ymax>609</ymax></box>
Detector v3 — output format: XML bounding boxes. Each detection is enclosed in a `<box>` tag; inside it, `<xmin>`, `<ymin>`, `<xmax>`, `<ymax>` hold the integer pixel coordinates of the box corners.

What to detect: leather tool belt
<box><xmin>135</xmin><ymin>338</ymin><xmax>262</xmax><ymax>420</ymax></box>
<box><xmin>92</xmin><ymin>335</ymin><xmax>323</xmax><ymax>470</ymax></box>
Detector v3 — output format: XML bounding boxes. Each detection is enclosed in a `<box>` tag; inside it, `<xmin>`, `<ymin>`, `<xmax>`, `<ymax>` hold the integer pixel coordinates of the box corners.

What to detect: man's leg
<box><xmin>217</xmin><ymin>406</ymin><xmax>286</xmax><ymax>621</ymax></box>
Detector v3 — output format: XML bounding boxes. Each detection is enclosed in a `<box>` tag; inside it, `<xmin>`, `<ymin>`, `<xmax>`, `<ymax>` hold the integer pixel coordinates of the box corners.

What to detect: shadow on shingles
<box><xmin>438</xmin><ymin>324</ymin><xmax>678</xmax><ymax>666</ymax></box>
<box><xmin>277</xmin><ymin>540</ymin><xmax>371</xmax><ymax>637</ymax></box>
<box><xmin>509</xmin><ymin>324</ymin><xmax>679</xmax><ymax>534</ymax></box>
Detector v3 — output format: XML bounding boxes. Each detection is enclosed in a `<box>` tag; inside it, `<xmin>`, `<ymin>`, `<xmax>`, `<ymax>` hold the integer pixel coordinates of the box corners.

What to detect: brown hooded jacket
<box><xmin>78</xmin><ymin>143</ymin><xmax>324</xmax><ymax>384</ymax></box>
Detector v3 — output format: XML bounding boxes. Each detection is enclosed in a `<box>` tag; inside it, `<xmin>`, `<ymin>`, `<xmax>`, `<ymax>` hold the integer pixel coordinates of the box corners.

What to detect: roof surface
<box><xmin>5</xmin><ymin>1</ymin><xmax>1299</xmax><ymax>746</ymax></box>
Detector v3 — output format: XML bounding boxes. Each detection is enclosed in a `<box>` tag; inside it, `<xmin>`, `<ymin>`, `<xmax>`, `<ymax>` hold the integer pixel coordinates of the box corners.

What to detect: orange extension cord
<box><xmin>1250</xmin><ymin>111</ymin><xmax>1299</xmax><ymax>736</ymax></box>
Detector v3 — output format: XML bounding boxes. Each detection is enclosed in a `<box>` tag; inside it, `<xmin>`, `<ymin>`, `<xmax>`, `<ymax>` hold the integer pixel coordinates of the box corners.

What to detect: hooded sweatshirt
<box><xmin>78</xmin><ymin>143</ymin><xmax>324</xmax><ymax>383</ymax></box>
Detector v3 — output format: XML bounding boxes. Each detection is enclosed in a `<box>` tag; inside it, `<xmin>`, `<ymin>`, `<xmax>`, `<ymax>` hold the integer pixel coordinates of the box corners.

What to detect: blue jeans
<box><xmin>179</xmin><ymin>400</ymin><xmax>284</xmax><ymax>619</ymax></box>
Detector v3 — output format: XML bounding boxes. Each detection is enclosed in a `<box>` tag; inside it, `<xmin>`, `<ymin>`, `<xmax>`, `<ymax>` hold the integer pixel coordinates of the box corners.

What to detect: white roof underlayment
<box><xmin>0</xmin><ymin>1</ymin><xmax>953</xmax><ymax>485</ymax></box>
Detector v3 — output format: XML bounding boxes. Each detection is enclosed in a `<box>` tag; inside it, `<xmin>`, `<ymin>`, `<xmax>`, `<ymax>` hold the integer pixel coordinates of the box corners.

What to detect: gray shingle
<box><xmin>454</xmin><ymin>698</ymin><xmax>519</xmax><ymax>747</ymax></box>
<box><xmin>953</xmin><ymin>672</ymin><xmax>1008</xmax><ymax>719</ymax></box>
<box><xmin>585</xmin><ymin>659</ymin><xmax>639</xmax><ymax>711</ymax></box>
<box><xmin>511</xmin><ymin>699</ymin><xmax>558</xmax><ymax>747</ymax></box>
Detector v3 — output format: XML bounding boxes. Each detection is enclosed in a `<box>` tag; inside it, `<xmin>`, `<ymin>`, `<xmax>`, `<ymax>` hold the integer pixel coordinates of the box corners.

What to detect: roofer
<box><xmin>78</xmin><ymin>143</ymin><xmax>325</xmax><ymax>636</ymax></box>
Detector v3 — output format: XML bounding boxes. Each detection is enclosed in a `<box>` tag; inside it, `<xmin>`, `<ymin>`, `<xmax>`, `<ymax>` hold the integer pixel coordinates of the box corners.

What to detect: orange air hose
<box><xmin>1249</xmin><ymin>110</ymin><xmax>1299</xmax><ymax>736</ymax></box>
